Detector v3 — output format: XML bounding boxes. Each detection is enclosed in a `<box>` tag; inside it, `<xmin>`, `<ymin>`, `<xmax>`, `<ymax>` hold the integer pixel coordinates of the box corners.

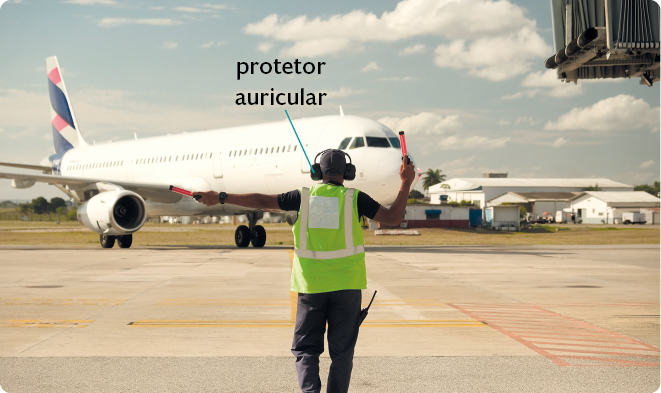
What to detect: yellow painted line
<box><xmin>0</xmin><ymin>299</ymin><xmax>125</xmax><ymax>306</ymax></box>
<box><xmin>1</xmin><ymin>319</ymin><xmax>93</xmax><ymax>328</ymax></box>
<box><xmin>160</xmin><ymin>301</ymin><xmax>291</xmax><ymax>306</ymax></box>
<box><xmin>127</xmin><ymin>319</ymin><xmax>485</xmax><ymax>328</ymax></box>
<box><xmin>128</xmin><ymin>320</ymin><xmax>294</xmax><ymax>328</ymax></box>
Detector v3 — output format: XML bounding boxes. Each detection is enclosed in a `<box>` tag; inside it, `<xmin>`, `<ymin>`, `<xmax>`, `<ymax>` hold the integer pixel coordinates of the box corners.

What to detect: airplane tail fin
<box><xmin>47</xmin><ymin>56</ymin><xmax>88</xmax><ymax>153</ymax></box>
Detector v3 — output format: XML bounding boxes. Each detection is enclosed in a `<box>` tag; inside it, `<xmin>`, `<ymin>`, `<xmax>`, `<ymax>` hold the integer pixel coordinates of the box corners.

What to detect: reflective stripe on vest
<box><xmin>295</xmin><ymin>187</ymin><xmax>365</xmax><ymax>260</ymax></box>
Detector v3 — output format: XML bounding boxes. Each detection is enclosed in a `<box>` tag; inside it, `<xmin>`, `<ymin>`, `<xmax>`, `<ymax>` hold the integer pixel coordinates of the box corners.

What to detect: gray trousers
<box><xmin>291</xmin><ymin>290</ymin><xmax>362</xmax><ymax>393</ymax></box>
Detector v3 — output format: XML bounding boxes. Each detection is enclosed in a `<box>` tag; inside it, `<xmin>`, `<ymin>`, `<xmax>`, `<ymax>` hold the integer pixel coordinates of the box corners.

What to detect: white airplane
<box><xmin>0</xmin><ymin>57</ymin><xmax>419</xmax><ymax>249</ymax></box>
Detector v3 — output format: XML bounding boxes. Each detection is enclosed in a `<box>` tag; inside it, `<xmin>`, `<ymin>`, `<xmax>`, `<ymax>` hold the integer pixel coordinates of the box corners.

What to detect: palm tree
<box><xmin>422</xmin><ymin>168</ymin><xmax>446</xmax><ymax>192</ymax></box>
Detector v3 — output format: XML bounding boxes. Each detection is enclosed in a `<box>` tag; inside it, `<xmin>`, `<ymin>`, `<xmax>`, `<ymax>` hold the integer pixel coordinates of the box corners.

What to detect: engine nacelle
<box><xmin>77</xmin><ymin>190</ymin><xmax>147</xmax><ymax>235</ymax></box>
<box><xmin>11</xmin><ymin>179</ymin><xmax>36</xmax><ymax>189</ymax></box>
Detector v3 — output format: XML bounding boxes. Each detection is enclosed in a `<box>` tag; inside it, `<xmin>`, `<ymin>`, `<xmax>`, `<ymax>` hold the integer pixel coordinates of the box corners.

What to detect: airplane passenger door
<box><xmin>213</xmin><ymin>151</ymin><xmax>223</xmax><ymax>178</ymax></box>
<box><xmin>300</xmin><ymin>124</ymin><xmax>327</xmax><ymax>173</ymax></box>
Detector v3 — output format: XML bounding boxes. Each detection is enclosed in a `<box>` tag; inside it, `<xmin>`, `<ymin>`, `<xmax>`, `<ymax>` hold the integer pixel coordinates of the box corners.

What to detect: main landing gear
<box><xmin>235</xmin><ymin>212</ymin><xmax>266</xmax><ymax>248</ymax></box>
<box><xmin>100</xmin><ymin>234</ymin><xmax>133</xmax><ymax>249</ymax></box>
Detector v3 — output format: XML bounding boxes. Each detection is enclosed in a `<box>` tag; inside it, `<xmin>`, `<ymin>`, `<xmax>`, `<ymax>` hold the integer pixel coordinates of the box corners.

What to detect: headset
<box><xmin>310</xmin><ymin>149</ymin><xmax>356</xmax><ymax>181</ymax></box>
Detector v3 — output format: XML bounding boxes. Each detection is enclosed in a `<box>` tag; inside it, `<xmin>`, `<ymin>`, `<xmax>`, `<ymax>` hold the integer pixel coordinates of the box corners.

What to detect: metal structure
<box><xmin>546</xmin><ymin>0</ymin><xmax>660</xmax><ymax>85</ymax></box>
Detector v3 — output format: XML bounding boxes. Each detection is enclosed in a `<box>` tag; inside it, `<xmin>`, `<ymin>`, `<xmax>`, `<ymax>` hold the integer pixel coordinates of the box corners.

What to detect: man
<box><xmin>194</xmin><ymin>149</ymin><xmax>415</xmax><ymax>393</ymax></box>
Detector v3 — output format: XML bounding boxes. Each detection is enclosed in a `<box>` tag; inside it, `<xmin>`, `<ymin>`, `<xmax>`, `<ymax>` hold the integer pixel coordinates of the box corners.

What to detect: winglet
<box><xmin>339</xmin><ymin>105</ymin><xmax>344</xmax><ymax>117</ymax></box>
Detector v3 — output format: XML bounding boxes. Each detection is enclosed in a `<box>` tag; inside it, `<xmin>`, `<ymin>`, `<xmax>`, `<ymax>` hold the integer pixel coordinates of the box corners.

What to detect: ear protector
<box><xmin>310</xmin><ymin>149</ymin><xmax>356</xmax><ymax>181</ymax></box>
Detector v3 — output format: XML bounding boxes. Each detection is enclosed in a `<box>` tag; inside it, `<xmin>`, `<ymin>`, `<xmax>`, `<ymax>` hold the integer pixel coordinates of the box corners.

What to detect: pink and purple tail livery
<box><xmin>47</xmin><ymin>56</ymin><xmax>79</xmax><ymax>153</ymax></box>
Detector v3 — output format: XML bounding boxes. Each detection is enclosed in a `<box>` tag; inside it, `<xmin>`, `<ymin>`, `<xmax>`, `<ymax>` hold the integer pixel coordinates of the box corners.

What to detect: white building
<box><xmin>570</xmin><ymin>191</ymin><xmax>661</xmax><ymax>224</ymax></box>
<box><xmin>487</xmin><ymin>192</ymin><xmax>581</xmax><ymax>214</ymax></box>
<box><xmin>428</xmin><ymin>178</ymin><xmax>633</xmax><ymax>209</ymax></box>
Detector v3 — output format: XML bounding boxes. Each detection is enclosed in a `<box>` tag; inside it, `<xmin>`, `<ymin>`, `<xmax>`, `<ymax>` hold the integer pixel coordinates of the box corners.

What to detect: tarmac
<box><xmin>0</xmin><ymin>245</ymin><xmax>658</xmax><ymax>392</ymax></box>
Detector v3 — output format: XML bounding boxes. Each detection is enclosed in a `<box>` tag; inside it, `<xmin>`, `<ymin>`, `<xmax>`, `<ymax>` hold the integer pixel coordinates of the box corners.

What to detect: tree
<box><xmin>56</xmin><ymin>206</ymin><xmax>68</xmax><ymax>220</ymax></box>
<box><xmin>583</xmin><ymin>184</ymin><xmax>602</xmax><ymax>191</ymax></box>
<box><xmin>422</xmin><ymin>169</ymin><xmax>446</xmax><ymax>192</ymax></box>
<box><xmin>50</xmin><ymin>197</ymin><xmax>67</xmax><ymax>210</ymax></box>
<box><xmin>408</xmin><ymin>189</ymin><xmax>424</xmax><ymax>199</ymax></box>
<box><xmin>634</xmin><ymin>181</ymin><xmax>660</xmax><ymax>196</ymax></box>
<box><xmin>30</xmin><ymin>197</ymin><xmax>51</xmax><ymax>214</ymax></box>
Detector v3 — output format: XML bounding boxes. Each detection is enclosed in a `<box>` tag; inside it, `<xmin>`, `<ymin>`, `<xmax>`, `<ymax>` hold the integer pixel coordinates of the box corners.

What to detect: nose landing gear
<box><xmin>234</xmin><ymin>212</ymin><xmax>266</xmax><ymax>248</ymax></box>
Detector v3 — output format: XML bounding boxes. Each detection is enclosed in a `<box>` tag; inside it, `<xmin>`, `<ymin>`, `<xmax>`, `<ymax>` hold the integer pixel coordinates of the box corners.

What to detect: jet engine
<box><xmin>77</xmin><ymin>190</ymin><xmax>147</xmax><ymax>235</ymax></box>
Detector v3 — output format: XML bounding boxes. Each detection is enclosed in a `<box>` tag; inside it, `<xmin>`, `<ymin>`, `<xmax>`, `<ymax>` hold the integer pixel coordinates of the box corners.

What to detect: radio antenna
<box><xmin>285</xmin><ymin>110</ymin><xmax>315</xmax><ymax>174</ymax></box>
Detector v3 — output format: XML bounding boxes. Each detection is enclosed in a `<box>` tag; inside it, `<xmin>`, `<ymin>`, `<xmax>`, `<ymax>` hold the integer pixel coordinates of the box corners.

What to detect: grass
<box><xmin>0</xmin><ymin>221</ymin><xmax>658</xmax><ymax>246</ymax></box>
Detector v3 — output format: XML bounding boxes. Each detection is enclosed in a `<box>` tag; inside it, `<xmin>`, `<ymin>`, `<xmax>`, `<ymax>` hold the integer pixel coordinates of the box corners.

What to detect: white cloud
<box><xmin>498</xmin><ymin>119</ymin><xmax>510</xmax><ymax>125</ymax></box>
<box><xmin>439</xmin><ymin>135</ymin><xmax>510</xmax><ymax>150</ymax></box>
<box><xmin>174</xmin><ymin>6</ymin><xmax>207</xmax><ymax>13</ymax></box>
<box><xmin>200</xmin><ymin>40</ymin><xmax>227</xmax><ymax>48</ymax></box>
<box><xmin>257</xmin><ymin>42</ymin><xmax>273</xmax><ymax>53</ymax></box>
<box><xmin>279</xmin><ymin>39</ymin><xmax>356</xmax><ymax>58</ymax></box>
<box><xmin>162</xmin><ymin>41</ymin><xmax>178</xmax><ymax>49</ymax></box>
<box><xmin>377</xmin><ymin>76</ymin><xmax>418</xmax><ymax>82</ymax></box>
<box><xmin>434</xmin><ymin>28</ymin><xmax>550</xmax><ymax>81</ymax></box>
<box><xmin>544</xmin><ymin>95</ymin><xmax>660</xmax><ymax>132</ymax></box>
<box><xmin>640</xmin><ymin>160</ymin><xmax>655</xmax><ymax>169</ymax></box>
<box><xmin>378</xmin><ymin>112</ymin><xmax>460</xmax><ymax>135</ymax></box>
<box><xmin>323</xmin><ymin>87</ymin><xmax>367</xmax><ymax>98</ymax></box>
<box><xmin>500</xmin><ymin>89</ymin><xmax>540</xmax><ymax>100</ymax></box>
<box><xmin>515</xmin><ymin>116</ymin><xmax>538</xmax><ymax>125</ymax></box>
<box><xmin>200</xmin><ymin>4</ymin><xmax>228</xmax><ymax>10</ymax></box>
<box><xmin>361</xmin><ymin>61</ymin><xmax>382</xmax><ymax>72</ymax></box>
<box><xmin>399</xmin><ymin>44</ymin><xmax>426</xmax><ymax>55</ymax></box>
<box><xmin>66</xmin><ymin>0</ymin><xmax>116</xmax><ymax>4</ymax></box>
<box><xmin>519</xmin><ymin>70</ymin><xmax>584</xmax><ymax>97</ymax></box>
<box><xmin>244</xmin><ymin>0</ymin><xmax>551</xmax><ymax>79</ymax></box>
<box><xmin>98</xmin><ymin>18</ymin><xmax>182</xmax><ymax>27</ymax></box>
<box><xmin>552</xmin><ymin>137</ymin><xmax>567</xmax><ymax>147</ymax></box>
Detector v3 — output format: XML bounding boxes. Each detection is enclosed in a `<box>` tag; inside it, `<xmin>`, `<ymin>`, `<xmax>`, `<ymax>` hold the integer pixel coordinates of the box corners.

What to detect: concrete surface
<box><xmin>0</xmin><ymin>245</ymin><xmax>658</xmax><ymax>392</ymax></box>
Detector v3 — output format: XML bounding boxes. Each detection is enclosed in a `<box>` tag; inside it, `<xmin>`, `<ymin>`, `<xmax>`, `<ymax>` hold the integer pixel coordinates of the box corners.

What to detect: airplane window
<box><xmin>210</xmin><ymin>153</ymin><xmax>213</xmax><ymax>158</ymax></box>
<box><xmin>388</xmin><ymin>137</ymin><xmax>401</xmax><ymax>149</ymax></box>
<box><xmin>349</xmin><ymin>137</ymin><xmax>365</xmax><ymax>149</ymax></box>
<box><xmin>282</xmin><ymin>145</ymin><xmax>285</xmax><ymax>152</ymax></box>
<box><xmin>366</xmin><ymin>137</ymin><xmax>391</xmax><ymax>148</ymax></box>
<box><xmin>294</xmin><ymin>145</ymin><xmax>297</xmax><ymax>152</ymax></box>
<box><xmin>338</xmin><ymin>137</ymin><xmax>352</xmax><ymax>150</ymax></box>
<box><xmin>287</xmin><ymin>145</ymin><xmax>291</xmax><ymax>152</ymax></box>
<box><xmin>239</xmin><ymin>150</ymin><xmax>242</xmax><ymax>156</ymax></box>
<box><xmin>169</xmin><ymin>157</ymin><xmax>171</xmax><ymax>161</ymax></box>
<box><xmin>244</xmin><ymin>149</ymin><xmax>247</xmax><ymax>155</ymax></box>
<box><xmin>276</xmin><ymin>147</ymin><xmax>280</xmax><ymax>153</ymax></box>
<box><xmin>120</xmin><ymin>161</ymin><xmax>123</xmax><ymax>165</ymax></box>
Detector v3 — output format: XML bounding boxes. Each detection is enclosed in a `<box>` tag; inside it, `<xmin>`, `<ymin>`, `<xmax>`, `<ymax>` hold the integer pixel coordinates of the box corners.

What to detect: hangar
<box><xmin>569</xmin><ymin>191</ymin><xmax>661</xmax><ymax>224</ymax></box>
<box><xmin>428</xmin><ymin>178</ymin><xmax>633</xmax><ymax>209</ymax></box>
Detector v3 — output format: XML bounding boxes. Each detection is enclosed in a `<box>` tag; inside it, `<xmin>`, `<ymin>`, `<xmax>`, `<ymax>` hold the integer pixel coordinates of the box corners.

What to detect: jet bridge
<box><xmin>546</xmin><ymin>0</ymin><xmax>660</xmax><ymax>86</ymax></box>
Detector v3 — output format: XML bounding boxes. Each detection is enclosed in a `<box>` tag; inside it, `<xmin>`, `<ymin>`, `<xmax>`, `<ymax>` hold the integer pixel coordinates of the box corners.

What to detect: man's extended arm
<box><xmin>193</xmin><ymin>191</ymin><xmax>280</xmax><ymax>210</ymax></box>
<box><xmin>372</xmin><ymin>160</ymin><xmax>415</xmax><ymax>226</ymax></box>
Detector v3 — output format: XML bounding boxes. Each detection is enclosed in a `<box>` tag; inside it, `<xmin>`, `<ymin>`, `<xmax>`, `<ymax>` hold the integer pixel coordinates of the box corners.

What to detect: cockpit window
<box><xmin>338</xmin><ymin>137</ymin><xmax>352</xmax><ymax>150</ymax></box>
<box><xmin>349</xmin><ymin>137</ymin><xmax>365</xmax><ymax>149</ymax></box>
<box><xmin>388</xmin><ymin>137</ymin><xmax>401</xmax><ymax>149</ymax></box>
<box><xmin>366</xmin><ymin>137</ymin><xmax>390</xmax><ymax>148</ymax></box>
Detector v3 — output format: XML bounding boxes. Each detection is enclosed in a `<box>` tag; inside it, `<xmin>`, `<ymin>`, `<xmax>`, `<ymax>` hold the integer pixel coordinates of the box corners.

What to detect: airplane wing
<box><xmin>0</xmin><ymin>162</ymin><xmax>53</xmax><ymax>172</ymax></box>
<box><xmin>0</xmin><ymin>171</ymin><xmax>183</xmax><ymax>204</ymax></box>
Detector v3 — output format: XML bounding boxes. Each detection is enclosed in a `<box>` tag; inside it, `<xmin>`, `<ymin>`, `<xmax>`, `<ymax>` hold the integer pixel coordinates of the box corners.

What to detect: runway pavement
<box><xmin>0</xmin><ymin>245</ymin><xmax>658</xmax><ymax>392</ymax></box>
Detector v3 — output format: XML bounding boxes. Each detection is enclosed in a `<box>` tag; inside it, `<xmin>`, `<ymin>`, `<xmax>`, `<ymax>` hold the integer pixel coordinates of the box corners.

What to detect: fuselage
<box><xmin>52</xmin><ymin>115</ymin><xmax>405</xmax><ymax>216</ymax></box>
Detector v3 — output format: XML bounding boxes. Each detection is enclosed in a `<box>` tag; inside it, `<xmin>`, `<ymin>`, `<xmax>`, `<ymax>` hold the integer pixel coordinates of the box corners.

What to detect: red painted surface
<box><xmin>48</xmin><ymin>67</ymin><xmax>61</xmax><ymax>85</ymax></box>
<box><xmin>449</xmin><ymin>303</ymin><xmax>660</xmax><ymax>367</ymax></box>
<box><xmin>379</xmin><ymin>220</ymin><xmax>470</xmax><ymax>229</ymax></box>
<box><xmin>51</xmin><ymin>114</ymin><xmax>69</xmax><ymax>132</ymax></box>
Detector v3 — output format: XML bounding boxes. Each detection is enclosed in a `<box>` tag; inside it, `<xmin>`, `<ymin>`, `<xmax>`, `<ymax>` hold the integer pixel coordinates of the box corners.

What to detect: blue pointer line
<box><xmin>285</xmin><ymin>109</ymin><xmax>315</xmax><ymax>173</ymax></box>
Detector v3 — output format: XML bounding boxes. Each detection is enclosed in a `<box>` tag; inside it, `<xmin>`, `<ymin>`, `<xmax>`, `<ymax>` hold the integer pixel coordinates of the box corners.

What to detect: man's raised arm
<box><xmin>372</xmin><ymin>160</ymin><xmax>415</xmax><ymax>226</ymax></box>
<box><xmin>193</xmin><ymin>191</ymin><xmax>280</xmax><ymax>210</ymax></box>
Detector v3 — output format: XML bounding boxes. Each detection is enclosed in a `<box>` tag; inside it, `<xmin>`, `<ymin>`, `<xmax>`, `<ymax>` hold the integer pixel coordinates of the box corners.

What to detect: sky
<box><xmin>0</xmin><ymin>0</ymin><xmax>659</xmax><ymax>201</ymax></box>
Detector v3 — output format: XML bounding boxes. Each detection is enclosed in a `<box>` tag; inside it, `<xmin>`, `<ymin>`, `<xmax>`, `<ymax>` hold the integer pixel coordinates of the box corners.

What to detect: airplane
<box><xmin>0</xmin><ymin>56</ymin><xmax>420</xmax><ymax>249</ymax></box>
